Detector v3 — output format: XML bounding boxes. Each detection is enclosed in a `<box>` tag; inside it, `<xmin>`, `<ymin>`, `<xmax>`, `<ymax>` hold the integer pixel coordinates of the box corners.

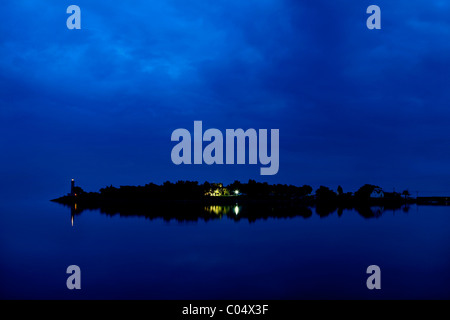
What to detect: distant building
<box><xmin>205</xmin><ymin>183</ymin><xmax>230</xmax><ymax>196</ymax></box>
<box><xmin>70</xmin><ymin>179</ymin><xmax>75</xmax><ymax>196</ymax></box>
<box><xmin>370</xmin><ymin>187</ymin><xmax>384</xmax><ymax>198</ymax></box>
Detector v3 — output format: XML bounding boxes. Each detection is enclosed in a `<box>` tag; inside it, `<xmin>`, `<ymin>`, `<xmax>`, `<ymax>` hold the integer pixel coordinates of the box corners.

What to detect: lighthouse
<box><xmin>71</xmin><ymin>179</ymin><xmax>75</xmax><ymax>196</ymax></box>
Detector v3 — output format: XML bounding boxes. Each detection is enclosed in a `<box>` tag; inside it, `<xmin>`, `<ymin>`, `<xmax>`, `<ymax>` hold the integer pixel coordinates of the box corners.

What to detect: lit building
<box><xmin>370</xmin><ymin>187</ymin><xmax>384</xmax><ymax>198</ymax></box>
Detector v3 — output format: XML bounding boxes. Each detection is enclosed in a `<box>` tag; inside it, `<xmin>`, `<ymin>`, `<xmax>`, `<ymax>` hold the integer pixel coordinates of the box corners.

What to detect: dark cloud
<box><xmin>1</xmin><ymin>0</ymin><xmax>450</xmax><ymax>199</ymax></box>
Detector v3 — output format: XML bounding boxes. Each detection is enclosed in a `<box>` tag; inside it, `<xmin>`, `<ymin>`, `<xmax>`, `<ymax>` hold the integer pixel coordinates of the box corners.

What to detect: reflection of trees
<box><xmin>56</xmin><ymin>194</ymin><xmax>414</xmax><ymax>223</ymax></box>
<box><xmin>56</xmin><ymin>201</ymin><xmax>414</xmax><ymax>224</ymax></box>
<box><xmin>315</xmin><ymin>204</ymin><xmax>337</xmax><ymax>217</ymax></box>
<box><xmin>60</xmin><ymin>202</ymin><xmax>314</xmax><ymax>223</ymax></box>
<box><xmin>355</xmin><ymin>206</ymin><xmax>384</xmax><ymax>219</ymax></box>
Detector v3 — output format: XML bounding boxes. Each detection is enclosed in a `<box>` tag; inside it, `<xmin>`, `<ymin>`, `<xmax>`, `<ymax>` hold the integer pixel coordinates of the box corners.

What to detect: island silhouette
<box><xmin>49</xmin><ymin>179</ymin><xmax>450</xmax><ymax>223</ymax></box>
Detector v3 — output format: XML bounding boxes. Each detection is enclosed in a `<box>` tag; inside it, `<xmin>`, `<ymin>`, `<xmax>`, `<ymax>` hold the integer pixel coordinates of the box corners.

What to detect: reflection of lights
<box><xmin>205</xmin><ymin>206</ymin><xmax>221</xmax><ymax>215</ymax></box>
<box><xmin>71</xmin><ymin>215</ymin><xmax>73</xmax><ymax>227</ymax></box>
<box><xmin>205</xmin><ymin>206</ymin><xmax>234</xmax><ymax>216</ymax></box>
<box><xmin>234</xmin><ymin>205</ymin><xmax>240</xmax><ymax>215</ymax></box>
<box><xmin>74</xmin><ymin>203</ymin><xmax>77</xmax><ymax>210</ymax></box>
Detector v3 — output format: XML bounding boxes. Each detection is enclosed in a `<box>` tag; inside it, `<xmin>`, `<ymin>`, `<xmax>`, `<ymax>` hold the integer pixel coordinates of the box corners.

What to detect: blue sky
<box><xmin>1</xmin><ymin>0</ymin><xmax>450</xmax><ymax>199</ymax></box>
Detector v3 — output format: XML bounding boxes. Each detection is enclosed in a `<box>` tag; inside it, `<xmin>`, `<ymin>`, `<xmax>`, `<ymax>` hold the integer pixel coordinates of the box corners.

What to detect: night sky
<box><xmin>1</xmin><ymin>0</ymin><xmax>450</xmax><ymax>201</ymax></box>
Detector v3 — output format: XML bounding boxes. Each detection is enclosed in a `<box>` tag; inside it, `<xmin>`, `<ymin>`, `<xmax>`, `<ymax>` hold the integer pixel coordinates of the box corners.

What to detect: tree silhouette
<box><xmin>315</xmin><ymin>186</ymin><xmax>337</xmax><ymax>202</ymax></box>
<box><xmin>402</xmin><ymin>190</ymin><xmax>410</xmax><ymax>199</ymax></box>
<box><xmin>354</xmin><ymin>184</ymin><xmax>379</xmax><ymax>200</ymax></box>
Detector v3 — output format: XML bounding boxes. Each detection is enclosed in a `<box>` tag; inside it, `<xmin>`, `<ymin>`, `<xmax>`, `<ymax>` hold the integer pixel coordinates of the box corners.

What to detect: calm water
<box><xmin>1</xmin><ymin>199</ymin><xmax>449</xmax><ymax>299</ymax></box>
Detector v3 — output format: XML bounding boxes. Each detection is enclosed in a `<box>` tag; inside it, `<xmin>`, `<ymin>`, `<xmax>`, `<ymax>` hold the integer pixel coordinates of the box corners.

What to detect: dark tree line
<box><xmin>55</xmin><ymin>180</ymin><xmax>411</xmax><ymax>208</ymax></box>
<box><xmin>96</xmin><ymin>180</ymin><xmax>314</xmax><ymax>200</ymax></box>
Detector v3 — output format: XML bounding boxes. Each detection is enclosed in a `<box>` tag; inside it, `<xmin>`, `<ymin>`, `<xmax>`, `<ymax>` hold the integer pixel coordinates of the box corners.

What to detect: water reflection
<box><xmin>70</xmin><ymin>202</ymin><xmax>82</xmax><ymax>226</ymax></box>
<box><xmin>3</xmin><ymin>200</ymin><xmax>449</xmax><ymax>300</ymax></box>
<box><xmin>204</xmin><ymin>204</ymin><xmax>241</xmax><ymax>217</ymax></box>
<box><xmin>59</xmin><ymin>201</ymin><xmax>411</xmax><ymax>224</ymax></box>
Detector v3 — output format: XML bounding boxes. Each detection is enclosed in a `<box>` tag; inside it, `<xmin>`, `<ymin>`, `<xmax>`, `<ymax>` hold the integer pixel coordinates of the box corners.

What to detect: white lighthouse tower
<box><xmin>70</xmin><ymin>179</ymin><xmax>75</xmax><ymax>196</ymax></box>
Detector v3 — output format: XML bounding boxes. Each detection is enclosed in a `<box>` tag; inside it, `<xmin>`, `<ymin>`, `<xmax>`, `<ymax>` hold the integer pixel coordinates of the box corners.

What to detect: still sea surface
<box><xmin>1</xmin><ymin>199</ymin><xmax>449</xmax><ymax>299</ymax></box>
